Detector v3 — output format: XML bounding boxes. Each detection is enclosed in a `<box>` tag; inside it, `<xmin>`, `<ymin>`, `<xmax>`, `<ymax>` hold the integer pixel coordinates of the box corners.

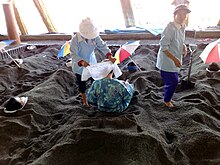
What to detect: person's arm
<box><xmin>160</xmin><ymin>23</ymin><xmax>181</xmax><ymax>68</ymax></box>
<box><xmin>182</xmin><ymin>43</ymin><xmax>187</xmax><ymax>57</ymax></box>
<box><xmin>95</xmin><ymin>36</ymin><xmax>116</xmax><ymax>63</ymax></box>
<box><xmin>163</xmin><ymin>50</ymin><xmax>181</xmax><ymax>68</ymax></box>
<box><xmin>116</xmin><ymin>81</ymin><xmax>134</xmax><ymax>111</ymax></box>
<box><xmin>69</xmin><ymin>34</ymin><xmax>89</xmax><ymax>67</ymax></box>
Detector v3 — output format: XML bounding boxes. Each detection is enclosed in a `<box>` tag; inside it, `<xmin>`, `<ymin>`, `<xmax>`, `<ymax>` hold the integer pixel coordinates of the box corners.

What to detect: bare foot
<box><xmin>82</xmin><ymin>102</ymin><xmax>90</xmax><ymax>107</ymax></box>
<box><xmin>164</xmin><ymin>101</ymin><xmax>174</xmax><ymax>108</ymax></box>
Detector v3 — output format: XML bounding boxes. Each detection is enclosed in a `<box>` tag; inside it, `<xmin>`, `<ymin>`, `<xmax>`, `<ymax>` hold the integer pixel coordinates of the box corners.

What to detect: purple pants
<box><xmin>160</xmin><ymin>70</ymin><xmax>178</xmax><ymax>102</ymax></box>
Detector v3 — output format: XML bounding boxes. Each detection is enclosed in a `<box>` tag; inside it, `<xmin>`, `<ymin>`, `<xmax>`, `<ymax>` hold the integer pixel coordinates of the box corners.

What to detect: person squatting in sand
<box><xmin>86</xmin><ymin>69</ymin><xmax>134</xmax><ymax>113</ymax></box>
<box><xmin>156</xmin><ymin>4</ymin><xmax>191</xmax><ymax>108</ymax></box>
<box><xmin>69</xmin><ymin>17</ymin><xmax>116</xmax><ymax>106</ymax></box>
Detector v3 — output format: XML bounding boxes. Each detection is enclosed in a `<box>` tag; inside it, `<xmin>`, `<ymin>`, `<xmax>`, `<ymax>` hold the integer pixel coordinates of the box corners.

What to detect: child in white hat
<box><xmin>156</xmin><ymin>4</ymin><xmax>191</xmax><ymax>108</ymax></box>
<box><xmin>69</xmin><ymin>17</ymin><xmax>116</xmax><ymax>106</ymax></box>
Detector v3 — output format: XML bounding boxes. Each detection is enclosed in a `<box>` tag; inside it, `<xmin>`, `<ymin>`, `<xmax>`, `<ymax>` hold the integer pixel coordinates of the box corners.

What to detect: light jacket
<box><xmin>70</xmin><ymin>32</ymin><xmax>111</xmax><ymax>75</ymax></box>
<box><xmin>156</xmin><ymin>21</ymin><xmax>185</xmax><ymax>72</ymax></box>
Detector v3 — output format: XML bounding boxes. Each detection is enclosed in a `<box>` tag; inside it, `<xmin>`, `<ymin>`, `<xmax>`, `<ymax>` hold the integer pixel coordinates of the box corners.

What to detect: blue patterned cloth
<box><xmin>86</xmin><ymin>78</ymin><xmax>134</xmax><ymax>112</ymax></box>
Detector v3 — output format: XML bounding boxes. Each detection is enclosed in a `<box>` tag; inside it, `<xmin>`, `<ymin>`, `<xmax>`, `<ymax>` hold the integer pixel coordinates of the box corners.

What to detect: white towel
<box><xmin>81</xmin><ymin>61</ymin><xmax>122</xmax><ymax>81</ymax></box>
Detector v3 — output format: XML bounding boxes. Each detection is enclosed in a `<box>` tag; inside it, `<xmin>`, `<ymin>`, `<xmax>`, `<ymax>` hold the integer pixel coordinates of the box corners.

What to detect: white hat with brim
<box><xmin>174</xmin><ymin>4</ymin><xmax>191</xmax><ymax>14</ymax></box>
<box><xmin>79</xmin><ymin>17</ymin><xmax>99</xmax><ymax>39</ymax></box>
<box><xmin>3</xmin><ymin>96</ymin><xmax>28</xmax><ymax>114</ymax></box>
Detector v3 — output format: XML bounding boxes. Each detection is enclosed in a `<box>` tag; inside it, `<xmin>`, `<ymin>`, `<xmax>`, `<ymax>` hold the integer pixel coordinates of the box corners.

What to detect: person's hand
<box><xmin>106</xmin><ymin>52</ymin><xmax>116</xmax><ymax>63</ymax></box>
<box><xmin>125</xmin><ymin>79</ymin><xmax>130</xmax><ymax>83</ymax></box>
<box><xmin>182</xmin><ymin>44</ymin><xmax>187</xmax><ymax>57</ymax></box>
<box><xmin>108</xmin><ymin>56</ymin><xmax>116</xmax><ymax>64</ymax></box>
<box><xmin>173</xmin><ymin>58</ymin><xmax>181</xmax><ymax>68</ymax></box>
<box><xmin>78</xmin><ymin>60</ymin><xmax>90</xmax><ymax>67</ymax></box>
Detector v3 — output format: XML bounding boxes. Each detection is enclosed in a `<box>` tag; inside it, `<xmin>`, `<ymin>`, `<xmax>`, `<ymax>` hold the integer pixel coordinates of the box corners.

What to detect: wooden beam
<box><xmin>33</xmin><ymin>0</ymin><xmax>57</xmax><ymax>33</ymax></box>
<box><xmin>195</xmin><ymin>30</ymin><xmax>220</xmax><ymax>38</ymax></box>
<box><xmin>2</xmin><ymin>1</ymin><xmax>21</xmax><ymax>44</ymax></box>
<box><xmin>12</xmin><ymin>0</ymin><xmax>28</xmax><ymax>35</ymax></box>
<box><xmin>120</xmin><ymin>0</ymin><xmax>135</xmax><ymax>27</ymax></box>
<box><xmin>0</xmin><ymin>30</ymin><xmax>219</xmax><ymax>42</ymax></box>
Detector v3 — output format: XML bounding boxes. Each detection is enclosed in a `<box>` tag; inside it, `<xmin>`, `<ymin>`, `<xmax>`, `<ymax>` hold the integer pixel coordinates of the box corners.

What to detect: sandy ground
<box><xmin>0</xmin><ymin>39</ymin><xmax>220</xmax><ymax>165</ymax></box>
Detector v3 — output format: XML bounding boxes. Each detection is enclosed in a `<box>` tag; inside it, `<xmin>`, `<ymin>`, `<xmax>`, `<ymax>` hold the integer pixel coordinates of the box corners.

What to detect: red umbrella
<box><xmin>199</xmin><ymin>39</ymin><xmax>220</xmax><ymax>64</ymax></box>
<box><xmin>114</xmin><ymin>40</ymin><xmax>141</xmax><ymax>71</ymax></box>
<box><xmin>114</xmin><ymin>41</ymin><xmax>140</xmax><ymax>63</ymax></box>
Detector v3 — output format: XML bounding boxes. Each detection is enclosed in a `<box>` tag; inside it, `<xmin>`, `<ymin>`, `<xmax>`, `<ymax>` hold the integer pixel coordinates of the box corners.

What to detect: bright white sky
<box><xmin>0</xmin><ymin>0</ymin><xmax>219</xmax><ymax>35</ymax></box>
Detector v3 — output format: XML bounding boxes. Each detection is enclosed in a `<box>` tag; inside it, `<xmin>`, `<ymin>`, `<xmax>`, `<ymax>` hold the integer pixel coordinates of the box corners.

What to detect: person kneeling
<box><xmin>86</xmin><ymin>70</ymin><xmax>134</xmax><ymax>113</ymax></box>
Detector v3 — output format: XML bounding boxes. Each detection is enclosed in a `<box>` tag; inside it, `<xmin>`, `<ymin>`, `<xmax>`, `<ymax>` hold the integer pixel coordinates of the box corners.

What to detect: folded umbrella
<box><xmin>57</xmin><ymin>41</ymin><xmax>71</xmax><ymax>59</ymax></box>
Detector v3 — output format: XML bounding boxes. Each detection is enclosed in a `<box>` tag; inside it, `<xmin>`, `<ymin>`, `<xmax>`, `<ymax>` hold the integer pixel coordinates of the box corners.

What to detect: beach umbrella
<box><xmin>199</xmin><ymin>39</ymin><xmax>220</xmax><ymax>64</ymax></box>
<box><xmin>57</xmin><ymin>41</ymin><xmax>70</xmax><ymax>59</ymax></box>
<box><xmin>0</xmin><ymin>40</ymin><xmax>21</xmax><ymax>68</ymax></box>
<box><xmin>114</xmin><ymin>40</ymin><xmax>141</xmax><ymax>70</ymax></box>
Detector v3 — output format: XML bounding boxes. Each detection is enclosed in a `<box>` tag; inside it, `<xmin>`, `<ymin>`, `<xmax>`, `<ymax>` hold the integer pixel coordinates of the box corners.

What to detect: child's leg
<box><xmin>160</xmin><ymin>71</ymin><xmax>178</xmax><ymax>105</ymax></box>
<box><xmin>76</xmin><ymin>74</ymin><xmax>89</xmax><ymax>106</ymax></box>
<box><xmin>80</xmin><ymin>93</ymin><xmax>89</xmax><ymax>106</ymax></box>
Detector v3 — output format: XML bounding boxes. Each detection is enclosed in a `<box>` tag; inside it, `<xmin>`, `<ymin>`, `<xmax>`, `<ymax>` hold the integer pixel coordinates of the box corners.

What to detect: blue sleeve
<box><xmin>95</xmin><ymin>36</ymin><xmax>111</xmax><ymax>56</ymax></box>
<box><xmin>69</xmin><ymin>34</ymin><xmax>83</xmax><ymax>62</ymax></box>
<box><xmin>160</xmin><ymin>23</ymin><xmax>175</xmax><ymax>52</ymax></box>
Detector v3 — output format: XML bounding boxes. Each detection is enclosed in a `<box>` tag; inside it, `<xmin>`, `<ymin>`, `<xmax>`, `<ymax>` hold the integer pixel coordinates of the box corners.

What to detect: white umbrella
<box><xmin>114</xmin><ymin>40</ymin><xmax>141</xmax><ymax>70</ymax></box>
<box><xmin>199</xmin><ymin>39</ymin><xmax>220</xmax><ymax>64</ymax></box>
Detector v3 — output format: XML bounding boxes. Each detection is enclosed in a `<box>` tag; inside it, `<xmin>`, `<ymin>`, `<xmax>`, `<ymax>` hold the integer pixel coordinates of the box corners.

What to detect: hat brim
<box><xmin>174</xmin><ymin>8</ymin><xmax>191</xmax><ymax>14</ymax></box>
<box><xmin>206</xmin><ymin>67</ymin><xmax>220</xmax><ymax>73</ymax></box>
<box><xmin>79</xmin><ymin>31</ymin><xmax>99</xmax><ymax>39</ymax></box>
<box><xmin>174</xmin><ymin>5</ymin><xmax>191</xmax><ymax>14</ymax></box>
<box><xmin>3</xmin><ymin>96</ymin><xmax>28</xmax><ymax>113</ymax></box>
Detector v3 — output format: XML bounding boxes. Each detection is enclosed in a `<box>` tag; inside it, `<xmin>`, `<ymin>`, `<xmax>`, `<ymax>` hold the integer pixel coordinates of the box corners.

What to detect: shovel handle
<box><xmin>187</xmin><ymin>44</ymin><xmax>197</xmax><ymax>81</ymax></box>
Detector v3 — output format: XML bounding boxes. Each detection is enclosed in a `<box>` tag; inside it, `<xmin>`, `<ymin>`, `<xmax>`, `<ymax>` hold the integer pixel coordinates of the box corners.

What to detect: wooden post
<box><xmin>12</xmin><ymin>0</ymin><xmax>28</xmax><ymax>35</ymax></box>
<box><xmin>217</xmin><ymin>19</ymin><xmax>220</xmax><ymax>26</ymax></box>
<box><xmin>2</xmin><ymin>1</ymin><xmax>21</xmax><ymax>44</ymax></box>
<box><xmin>33</xmin><ymin>0</ymin><xmax>57</xmax><ymax>33</ymax></box>
<box><xmin>120</xmin><ymin>0</ymin><xmax>135</xmax><ymax>27</ymax></box>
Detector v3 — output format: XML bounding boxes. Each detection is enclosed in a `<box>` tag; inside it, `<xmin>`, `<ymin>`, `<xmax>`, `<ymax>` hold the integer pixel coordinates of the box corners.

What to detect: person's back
<box><xmin>87</xmin><ymin>71</ymin><xmax>134</xmax><ymax>112</ymax></box>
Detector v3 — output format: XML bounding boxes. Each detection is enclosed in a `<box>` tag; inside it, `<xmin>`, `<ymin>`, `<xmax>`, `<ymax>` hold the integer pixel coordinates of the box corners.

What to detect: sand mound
<box><xmin>0</xmin><ymin>43</ymin><xmax>219</xmax><ymax>165</ymax></box>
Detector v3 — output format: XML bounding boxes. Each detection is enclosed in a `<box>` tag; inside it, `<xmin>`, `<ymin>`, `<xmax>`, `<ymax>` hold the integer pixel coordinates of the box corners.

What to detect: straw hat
<box><xmin>173</xmin><ymin>4</ymin><xmax>191</xmax><ymax>14</ymax></box>
<box><xmin>79</xmin><ymin>17</ymin><xmax>99</xmax><ymax>39</ymax></box>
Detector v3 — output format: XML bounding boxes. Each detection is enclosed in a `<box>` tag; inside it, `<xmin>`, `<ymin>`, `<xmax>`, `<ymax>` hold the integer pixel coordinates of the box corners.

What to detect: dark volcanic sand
<box><xmin>0</xmin><ymin>39</ymin><xmax>220</xmax><ymax>165</ymax></box>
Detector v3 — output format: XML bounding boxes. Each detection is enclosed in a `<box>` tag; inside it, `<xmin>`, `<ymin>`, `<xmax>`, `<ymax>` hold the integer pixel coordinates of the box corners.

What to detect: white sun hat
<box><xmin>79</xmin><ymin>17</ymin><xmax>99</xmax><ymax>39</ymax></box>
